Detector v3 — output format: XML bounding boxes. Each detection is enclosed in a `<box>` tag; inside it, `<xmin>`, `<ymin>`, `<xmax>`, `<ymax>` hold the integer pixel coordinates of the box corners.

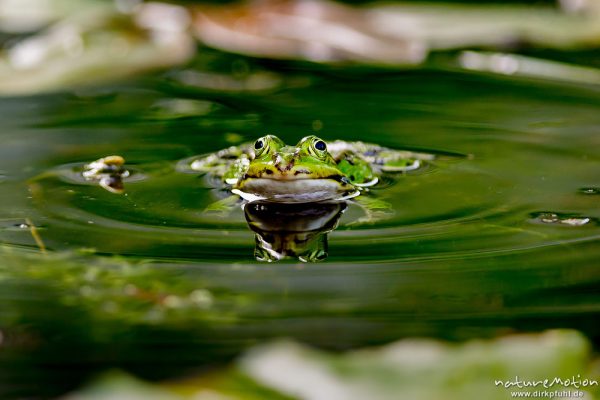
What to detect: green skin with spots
<box><xmin>336</xmin><ymin>155</ymin><xmax>375</xmax><ymax>184</ymax></box>
<box><xmin>243</xmin><ymin>135</ymin><xmax>341</xmax><ymax>180</ymax></box>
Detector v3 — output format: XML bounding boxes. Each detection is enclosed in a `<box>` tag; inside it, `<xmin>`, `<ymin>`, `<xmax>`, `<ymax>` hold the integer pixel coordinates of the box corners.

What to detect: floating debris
<box><xmin>83</xmin><ymin>155</ymin><xmax>126</xmax><ymax>176</ymax></box>
<box><xmin>532</xmin><ymin>212</ymin><xmax>592</xmax><ymax>227</ymax></box>
<box><xmin>98</xmin><ymin>175</ymin><xmax>125</xmax><ymax>194</ymax></box>
<box><xmin>24</xmin><ymin>218</ymin><xmax>46</xmax><ymax>253</ymax></box>
<box><xmin>82</xmin><ymin>155</ymin><xmax>129</xmax><ymax>194</ymax></box>
<box><xmin>561</xmin><ymin>217</ymin><xmax>592</xmax><ymax>226</ymax></box>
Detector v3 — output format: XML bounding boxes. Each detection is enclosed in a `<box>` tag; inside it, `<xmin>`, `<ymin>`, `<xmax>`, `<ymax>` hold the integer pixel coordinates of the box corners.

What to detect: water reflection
<box><xmin>244</xmin><ymin>201</ymin><xmax>346</xmax><ymax>262</ymax></box>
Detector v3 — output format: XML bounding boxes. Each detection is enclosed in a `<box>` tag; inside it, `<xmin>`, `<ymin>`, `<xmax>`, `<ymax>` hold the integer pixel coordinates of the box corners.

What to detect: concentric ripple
<box><xmin>12</xmin><ymin>134</ymin><xmax>595</xmax><ymax>265</ymax></box>
<box><xmin>0</xmin><ymin>66</ymin><xmax>596</xmax><ymax>267</ymax></box>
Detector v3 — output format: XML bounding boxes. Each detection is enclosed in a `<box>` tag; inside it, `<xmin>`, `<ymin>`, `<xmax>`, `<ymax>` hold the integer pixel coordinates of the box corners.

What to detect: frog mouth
<box><xmin>234</xmin><ymin>177</ymin><xmax>357</xmax><ymax>203</ymax></box>
<box><xmin>247</xmin><ymin>170</ymin><xmax>347</xmax><ymax>181</ymax></box>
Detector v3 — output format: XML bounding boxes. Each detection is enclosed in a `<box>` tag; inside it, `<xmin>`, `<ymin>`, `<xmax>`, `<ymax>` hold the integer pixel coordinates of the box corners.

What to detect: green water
<box><xmin>1</xmin><ymin>51</ymin><xmax>599</xmax><ymax>398</ymax></box>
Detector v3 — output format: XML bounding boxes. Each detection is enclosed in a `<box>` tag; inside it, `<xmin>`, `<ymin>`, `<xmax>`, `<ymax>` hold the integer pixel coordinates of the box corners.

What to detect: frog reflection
<box><xmin>244</xmin><ymin>201</ymin><xmax>346</xmax><ymax>262</ymax></box>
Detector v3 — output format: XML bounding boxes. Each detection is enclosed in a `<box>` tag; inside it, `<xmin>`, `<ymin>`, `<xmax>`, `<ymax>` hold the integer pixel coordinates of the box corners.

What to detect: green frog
<box><xmin>190</xmin><ymin>135</ymin><xmax>431</xmax><ymax>206</ymax></box>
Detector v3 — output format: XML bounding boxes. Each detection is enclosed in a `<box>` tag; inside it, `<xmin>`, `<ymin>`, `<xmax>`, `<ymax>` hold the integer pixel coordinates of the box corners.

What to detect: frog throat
<box><xmin>232</xmin><ymin>180</ymin><xmax>359</xmax><ymax>203</ymax></box>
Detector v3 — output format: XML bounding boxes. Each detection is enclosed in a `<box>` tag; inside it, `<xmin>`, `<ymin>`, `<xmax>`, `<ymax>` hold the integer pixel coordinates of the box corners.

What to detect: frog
<box><xmin>191</xmin><ymin>135</ymin><xmax>430</xmax><ymax>205</ymax></box>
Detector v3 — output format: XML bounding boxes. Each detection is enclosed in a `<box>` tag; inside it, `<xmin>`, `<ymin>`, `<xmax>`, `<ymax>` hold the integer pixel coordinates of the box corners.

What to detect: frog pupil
<box><xmin>255</xmin><ymin>140</ymin><xmax>264</xmax><ymax>150</ymax></box>
<box><xmin>315</xmin><ymin>140</ymin><xmax>326</xmax><ymax>151</ymax></box>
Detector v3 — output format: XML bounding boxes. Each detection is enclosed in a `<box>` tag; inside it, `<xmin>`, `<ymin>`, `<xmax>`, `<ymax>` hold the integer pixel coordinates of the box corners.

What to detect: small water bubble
<box><xmin>579</xmin><ymin>187</ymin><xmax>600</xmax><ymax>195</ymax></box>
<box><xmin>17</xmin><ymin>223</ymin><xmax>29</xmax><ymax>229</ymax></box>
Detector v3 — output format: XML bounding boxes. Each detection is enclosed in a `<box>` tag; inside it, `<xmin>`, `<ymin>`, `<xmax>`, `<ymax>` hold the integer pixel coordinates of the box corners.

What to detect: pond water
<box><xmin>0</xmin><ymin>50</ymin><xmax>599</xmax><ymax>398</ymax></box>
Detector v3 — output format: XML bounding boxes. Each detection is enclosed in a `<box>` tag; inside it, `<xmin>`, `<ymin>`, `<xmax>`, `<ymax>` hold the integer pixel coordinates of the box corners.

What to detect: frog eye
<box><xmin>309</xmin><ymin>137</ymin><xmax>328</xmax><ymax>158</ymax></box>
<box><xmin>254</xmin><ymin>135</ymin><xmax>283</xmax><ymax>157</ymax></box>
<box><xmin>253</xmin><ymin>137</ymin><xmax>268</xmax><ymax>157</ymax></box>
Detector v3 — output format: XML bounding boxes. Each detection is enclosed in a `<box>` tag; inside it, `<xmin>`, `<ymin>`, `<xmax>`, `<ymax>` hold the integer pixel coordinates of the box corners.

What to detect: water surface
<box><xmin>0</xmin><ymin>52</ymin><xmax>599</xmax><ymax>397</ymax></box>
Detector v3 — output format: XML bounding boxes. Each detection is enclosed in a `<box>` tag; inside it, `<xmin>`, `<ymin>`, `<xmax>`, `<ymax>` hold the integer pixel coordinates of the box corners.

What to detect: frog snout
<box><xmin>274</xmin><ymin>155</ymin><xmax>295</xmax><ymax>172</ymax></box>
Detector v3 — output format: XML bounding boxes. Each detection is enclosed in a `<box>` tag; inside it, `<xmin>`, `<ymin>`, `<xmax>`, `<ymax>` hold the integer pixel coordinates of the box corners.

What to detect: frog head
<box><xmin>234</xmin><ymin>135</ymin><xmax>358</xmax><ymax>203</ymax></box>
